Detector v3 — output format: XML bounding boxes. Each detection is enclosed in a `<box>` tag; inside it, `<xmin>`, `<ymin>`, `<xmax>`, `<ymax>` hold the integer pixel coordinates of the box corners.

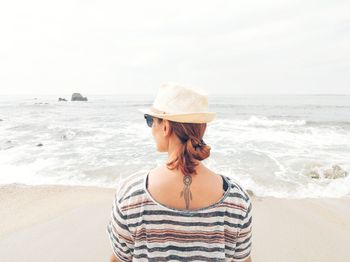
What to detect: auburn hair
<box><xmin>156</xmin><ymin>118</ymin><xmax>211</xmax><ymax>176</ymax></box>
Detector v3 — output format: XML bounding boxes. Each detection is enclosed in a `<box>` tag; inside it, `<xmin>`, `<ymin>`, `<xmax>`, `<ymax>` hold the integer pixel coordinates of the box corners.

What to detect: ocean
<box><xmin>0</xmin><ymin>94</ymin><xmax>349</xmax><ymax>198</ymax></box>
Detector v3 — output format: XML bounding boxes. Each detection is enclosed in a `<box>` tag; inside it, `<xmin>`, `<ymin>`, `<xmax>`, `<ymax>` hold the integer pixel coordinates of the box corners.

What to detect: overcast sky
<box><xmin>0</xmin><ymin>0</ymin><xmax>349</xmax><ymax>95</ymax></box>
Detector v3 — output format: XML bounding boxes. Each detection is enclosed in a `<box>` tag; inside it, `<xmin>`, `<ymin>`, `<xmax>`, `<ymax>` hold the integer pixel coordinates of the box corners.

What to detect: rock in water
<box><xmin>61</xmin><ymin>130</ymin><xmax>76</xmax><ymax>140</ymax></box>
<box><xmin>306</xmin><ymin>170</ymin><xmax>320</xmax><ymax>179</ymax></box>
<box><xmin>58</xmin><ymin>97</ymin><xmax>67</xmax><ymax>101</ymax></box>
<box><xmin>324</xmin><ymin>165</ymin><xmax>348</xmax><ymax>179</ymax></box>
<box><xmin>71</xmin><ymin>93</ymin><xmax>88</xmax><ymax>101</ymax></box>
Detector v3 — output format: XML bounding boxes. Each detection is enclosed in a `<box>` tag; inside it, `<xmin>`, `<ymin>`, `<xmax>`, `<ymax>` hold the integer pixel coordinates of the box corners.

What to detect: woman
<box><xmin>107</xmin><ymin>83</ymin><xmax>253</xmax><ymax>262</ymax></box>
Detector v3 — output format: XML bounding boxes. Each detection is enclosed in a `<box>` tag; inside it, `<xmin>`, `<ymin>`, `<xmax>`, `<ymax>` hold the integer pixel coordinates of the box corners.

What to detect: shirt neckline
<box><xmin>143</xmin><ymin>170</ymin><xmax>232</xmax><ymax>213</ymax></box>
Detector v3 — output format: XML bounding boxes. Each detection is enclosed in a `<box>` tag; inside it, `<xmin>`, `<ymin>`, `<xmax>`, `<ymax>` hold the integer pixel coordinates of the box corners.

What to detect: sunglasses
<box><xmin>144</xmin><ymin>114</ymin><xmax>154</xmax><ymax>127</ymax></box>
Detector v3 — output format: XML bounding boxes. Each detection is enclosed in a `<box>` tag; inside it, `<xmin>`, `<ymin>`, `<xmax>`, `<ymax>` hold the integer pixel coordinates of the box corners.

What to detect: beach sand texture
<box><xmin>0</xmin><ymin>184</ymin><xmax>349</xmax><ymax>262</ymax></box>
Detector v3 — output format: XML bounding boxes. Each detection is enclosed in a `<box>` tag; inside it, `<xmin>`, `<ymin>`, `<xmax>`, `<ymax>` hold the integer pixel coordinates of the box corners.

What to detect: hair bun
<box><xmin>165</xmin><ymin>122</ymin><xmax>210</xmax><ymax>176</ymax></box>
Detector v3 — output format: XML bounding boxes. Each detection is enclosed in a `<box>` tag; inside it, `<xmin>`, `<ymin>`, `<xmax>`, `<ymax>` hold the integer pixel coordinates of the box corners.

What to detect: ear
<box><xmin>162</xmin><ymin>120</ymin><xmax>171</xmax><ymax>137</ymax></box>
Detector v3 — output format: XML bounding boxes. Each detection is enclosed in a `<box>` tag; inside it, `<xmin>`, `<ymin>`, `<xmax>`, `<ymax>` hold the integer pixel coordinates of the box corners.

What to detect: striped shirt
<box><xmin>106</xmin><ymin>171</ymin><xmax>253</xmax><ymax>262</ymax></box>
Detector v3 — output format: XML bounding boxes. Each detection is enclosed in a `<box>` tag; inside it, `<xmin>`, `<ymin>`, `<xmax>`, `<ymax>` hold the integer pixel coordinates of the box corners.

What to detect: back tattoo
<box><xmin>180</xmin><ymin>175</ymin><xmax>193</xmax><ymax>209</ymax></box>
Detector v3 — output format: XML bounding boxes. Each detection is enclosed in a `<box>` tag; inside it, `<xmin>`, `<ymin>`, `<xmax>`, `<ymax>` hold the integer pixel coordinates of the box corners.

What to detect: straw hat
<box><xmin>137</xmin><ymin>82</ymin><xmax>216</xmax><ymax>123</ymax></box>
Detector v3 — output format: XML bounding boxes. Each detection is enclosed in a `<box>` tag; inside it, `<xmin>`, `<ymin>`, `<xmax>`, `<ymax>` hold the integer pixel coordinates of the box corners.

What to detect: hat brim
<box><xmin>137</xmin><ymin>108</ymin><xmax>215</xmax><ymax>123</ymax></box>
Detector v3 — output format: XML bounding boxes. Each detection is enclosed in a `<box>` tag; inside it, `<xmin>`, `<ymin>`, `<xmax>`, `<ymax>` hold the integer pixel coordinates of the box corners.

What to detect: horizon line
<box><xmin>0</xmin><ymin>93</ymin><xmax>350</xmax><ymax>96</ymax></box>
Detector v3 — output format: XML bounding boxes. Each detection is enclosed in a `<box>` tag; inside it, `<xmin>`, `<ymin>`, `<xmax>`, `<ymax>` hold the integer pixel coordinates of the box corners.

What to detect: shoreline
<box><xmin>1</xmin><ymin>184</ymin><xmax>350</xmax><ymax>262</ymax></box>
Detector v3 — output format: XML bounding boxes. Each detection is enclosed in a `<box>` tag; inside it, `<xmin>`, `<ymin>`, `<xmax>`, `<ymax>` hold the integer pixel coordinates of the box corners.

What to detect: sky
<box><xmin>0</xmin><ymin>0</ymin><xmax>349</xmax><ymax>95</ymax></box>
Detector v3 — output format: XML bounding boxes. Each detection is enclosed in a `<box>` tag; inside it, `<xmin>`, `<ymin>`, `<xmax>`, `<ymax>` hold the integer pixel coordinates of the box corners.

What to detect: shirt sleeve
<box><xmin>106</xmin><ymin>192</ymin><xmax>135</xmax><ymax>262</ymax></box>
<box><xmin>233</xmin><ymin>197</ymin><xmax>253</xmax><ymax>261</ymax></box>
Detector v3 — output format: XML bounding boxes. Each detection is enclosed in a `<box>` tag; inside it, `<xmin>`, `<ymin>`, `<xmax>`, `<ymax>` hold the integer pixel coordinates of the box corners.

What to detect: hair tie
<box><xmin>195</xmin><ymin>139</ymin><xmax>206</xmax><ymax>149</ymax></box>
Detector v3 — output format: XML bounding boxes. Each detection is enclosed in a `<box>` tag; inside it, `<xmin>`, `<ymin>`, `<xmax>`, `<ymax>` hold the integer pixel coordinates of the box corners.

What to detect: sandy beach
<box><xmin>0</xmin><ymin>184</ymin><xmax>349</xmax><ymax>262</ymax></box>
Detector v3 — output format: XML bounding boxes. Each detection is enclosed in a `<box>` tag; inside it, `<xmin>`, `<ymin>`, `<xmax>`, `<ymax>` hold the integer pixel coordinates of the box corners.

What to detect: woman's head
<box><xmin>140</xmin><ymin>83</ymin><xmax>215</xmax><ymax>176</ymax></box>
<box><xmin>149</xmin><ymin>114</ymin><xmax>211</xmax><ymax>176</ymax></box>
